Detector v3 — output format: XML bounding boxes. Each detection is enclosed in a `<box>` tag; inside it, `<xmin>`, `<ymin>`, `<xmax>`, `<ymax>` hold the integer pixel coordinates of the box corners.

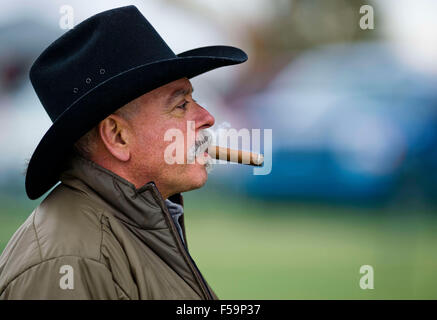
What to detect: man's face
<box><xmin>127</xmin><ymin>78</ymin><xmax>215</xmax><ymax>198</ymax></box>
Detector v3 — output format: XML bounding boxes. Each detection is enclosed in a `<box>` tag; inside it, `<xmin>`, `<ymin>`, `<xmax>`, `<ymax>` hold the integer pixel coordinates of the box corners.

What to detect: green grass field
<box><xmin>1</xmin><ymin>192</ymin><xmax>437</xmax><ymax>299</ymax></box>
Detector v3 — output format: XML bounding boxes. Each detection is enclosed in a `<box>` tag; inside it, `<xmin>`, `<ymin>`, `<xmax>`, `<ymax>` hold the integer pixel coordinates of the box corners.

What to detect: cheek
<box><xmin>133</xmin><ymin>126</ymin><xmax>164</xmax><ymax>162</ymax></box>
<box><xmin>163</xmin><ymin>122</ymin><xmax>189</xmax><ymax>162</ymax></box>
<box><xmin>134</xmin><ymin>123</ymin><xmax>185</xmax><ymax>165</ymax></box>
<box><xmin>132</xmin><ymin>118</ymin><xmax>198</xmax><ymax>170</ymax></box>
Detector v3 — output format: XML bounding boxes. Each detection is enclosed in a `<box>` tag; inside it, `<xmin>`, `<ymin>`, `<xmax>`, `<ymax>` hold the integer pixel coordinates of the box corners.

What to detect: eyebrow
<box><xmin>166</xmin><ymin>86</ymin><xmax>194</xmax><ymax>106</ymax></box>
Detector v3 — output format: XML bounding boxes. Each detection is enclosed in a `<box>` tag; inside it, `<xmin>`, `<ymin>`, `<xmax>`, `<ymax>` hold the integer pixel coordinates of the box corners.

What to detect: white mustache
<box><xmin>194</xmin><ymin>130</ymin><xmax>212</xmax><ymax>155</ymax></box>
<box><xmin>187</xmin><ymin>129</ymin><xmax>214</xmax><ymax>172</ymax></box>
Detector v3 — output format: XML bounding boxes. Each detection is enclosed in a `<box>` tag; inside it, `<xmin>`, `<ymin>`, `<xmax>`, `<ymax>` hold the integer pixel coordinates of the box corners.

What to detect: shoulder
<box><xmin>0</xmin><ymin>254</ymin><xmax>126</xmax><ymax>299</ymax></box>
<box><xmin>0</xmin><ymin>183</ymin><xmax>109</xmax><ymax>294</ymax></box>
<box><xmin>35</xmin><ymin>183</ymin><xmax>105</xmax><ymax>260</ymax></box>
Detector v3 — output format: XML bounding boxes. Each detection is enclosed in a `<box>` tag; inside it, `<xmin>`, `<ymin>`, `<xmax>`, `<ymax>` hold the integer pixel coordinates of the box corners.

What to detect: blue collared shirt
<box><xmin>165</xmin><ymin>199</ymin><xmax>185</xmax><ymax>245</ymax></box>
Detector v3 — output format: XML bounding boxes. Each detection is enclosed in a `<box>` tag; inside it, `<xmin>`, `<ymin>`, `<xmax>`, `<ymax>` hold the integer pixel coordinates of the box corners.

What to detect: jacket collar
<box><xmin>59</xmin><ymin>153</ymin><xmax>186</xmax><ymax>235</ymax></box>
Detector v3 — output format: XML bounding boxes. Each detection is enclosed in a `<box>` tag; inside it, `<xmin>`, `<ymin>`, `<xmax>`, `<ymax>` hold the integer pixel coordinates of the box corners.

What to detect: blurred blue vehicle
<box><xmin>237</xmin><ymin>42</ymin><xmax>437</xmax><ymax>204</ymax></box>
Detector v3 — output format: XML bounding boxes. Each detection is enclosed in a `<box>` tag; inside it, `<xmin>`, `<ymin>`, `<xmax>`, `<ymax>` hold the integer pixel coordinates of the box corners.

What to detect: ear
<box><xmin>98</xmin><ymin>114</ymin><xmax>131</xmax><ymax>162</ymax></box>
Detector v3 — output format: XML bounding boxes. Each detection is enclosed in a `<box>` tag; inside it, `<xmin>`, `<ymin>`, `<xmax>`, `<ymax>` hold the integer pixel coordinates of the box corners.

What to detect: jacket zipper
<box><xmin>150</xmin><ymin>183</ymin><xmax>214</xmax><ymax>300</ymax></box>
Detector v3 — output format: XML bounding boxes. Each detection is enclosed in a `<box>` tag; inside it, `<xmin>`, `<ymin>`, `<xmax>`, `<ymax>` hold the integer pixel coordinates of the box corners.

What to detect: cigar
<box><xmin>207</xmin><ymin>145</ymin><xmax>264</xmax><ymax>166</ymax></box>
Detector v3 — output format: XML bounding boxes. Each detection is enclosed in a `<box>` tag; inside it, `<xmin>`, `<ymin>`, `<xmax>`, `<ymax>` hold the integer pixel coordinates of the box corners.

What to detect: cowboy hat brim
<box><xmin>25</xmin><ymin>45</ymin><xmax>247</xmax><ymax>199</ymax></box>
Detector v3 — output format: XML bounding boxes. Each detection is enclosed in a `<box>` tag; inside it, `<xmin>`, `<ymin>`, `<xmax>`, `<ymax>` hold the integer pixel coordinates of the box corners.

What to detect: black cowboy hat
<box><xmin>25</xmin><ymin>5</ymin><xmax>247</xmax><ymax>200</ymax></box>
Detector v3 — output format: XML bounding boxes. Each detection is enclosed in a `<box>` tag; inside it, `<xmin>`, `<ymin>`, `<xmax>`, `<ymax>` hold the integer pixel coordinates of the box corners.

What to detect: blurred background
<box><xmin>1</xmin><ymin>0</ymin><xmax>437</xmax><ymax>299</ymax></box>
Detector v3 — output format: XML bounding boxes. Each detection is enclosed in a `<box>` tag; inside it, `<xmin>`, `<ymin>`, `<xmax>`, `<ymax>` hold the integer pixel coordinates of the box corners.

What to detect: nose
<box><xmin>195</xmin><ymin>103</ymin><xmax>215</xmax><ymax>130</ymax></box>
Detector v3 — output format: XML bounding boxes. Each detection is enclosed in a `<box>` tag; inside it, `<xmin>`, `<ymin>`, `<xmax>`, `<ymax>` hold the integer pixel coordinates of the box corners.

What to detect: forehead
<box><xmin>160</xmin><ymin>78</ymin><xmax>193</xmax><ymax>93</ymax></box>
<box><xmin>135</xmin><ymin>78</ymin><xmax>193</xmax><ymax>105</ymax></box>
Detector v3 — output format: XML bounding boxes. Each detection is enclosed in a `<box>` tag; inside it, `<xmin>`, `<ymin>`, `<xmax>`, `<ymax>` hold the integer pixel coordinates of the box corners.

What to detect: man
<box><xmin>0</xmin><ymin>5</ymin><xmax>247</xmax><ymax>299</ymax></box>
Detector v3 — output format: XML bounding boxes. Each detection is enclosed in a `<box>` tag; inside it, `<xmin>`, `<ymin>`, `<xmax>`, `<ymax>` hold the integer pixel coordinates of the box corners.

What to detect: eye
<box><xmin>176</xmin><ymin>100</ymin><xmax>188</xmax><ymax>110</ymax></box>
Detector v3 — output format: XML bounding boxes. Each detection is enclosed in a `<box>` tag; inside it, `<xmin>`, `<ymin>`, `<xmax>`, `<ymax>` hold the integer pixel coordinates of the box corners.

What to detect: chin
<box><xmin>194</xmin><ymin>165</ymin><xmax>209</xmax><ymax>187</ymax></box>
<box><xmin>184</xmin><ymin>165</ymin><xmax>209</xmax><ymax>191</ymax></box>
